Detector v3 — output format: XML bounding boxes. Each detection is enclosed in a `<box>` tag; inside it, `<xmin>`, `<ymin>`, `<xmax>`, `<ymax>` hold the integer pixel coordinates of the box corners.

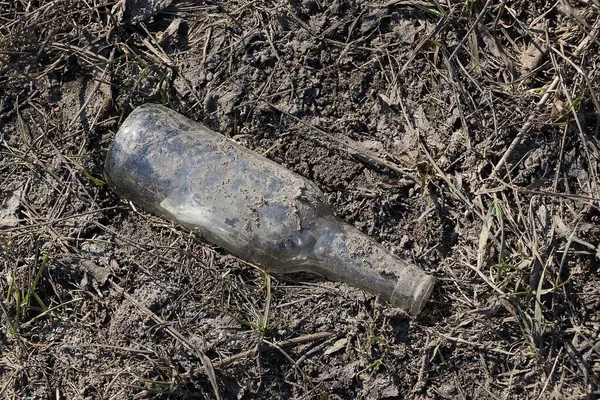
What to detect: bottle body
<box><xmin>105</xmin><ymin>104</ymin><xmax>434</xmax><ymax>314</ymax></box>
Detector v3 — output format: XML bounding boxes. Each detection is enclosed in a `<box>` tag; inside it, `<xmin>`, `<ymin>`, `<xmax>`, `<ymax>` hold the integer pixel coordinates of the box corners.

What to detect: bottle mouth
<box><xmin>390</xmin><ymin>272</ymin><xmax>435</xmax><ymax>315</ymax></box>
<box><xmin>412</xmin><ymin>275</ymin><xmax>436</xmax><ymax>315</ymax></box>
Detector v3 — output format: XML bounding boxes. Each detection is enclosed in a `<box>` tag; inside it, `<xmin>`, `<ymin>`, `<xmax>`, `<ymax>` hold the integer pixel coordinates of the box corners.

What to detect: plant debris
<box><xmin>1</xmin><ymin>1</ymin><xmax>599</xmax><ymax>398</ymax></box>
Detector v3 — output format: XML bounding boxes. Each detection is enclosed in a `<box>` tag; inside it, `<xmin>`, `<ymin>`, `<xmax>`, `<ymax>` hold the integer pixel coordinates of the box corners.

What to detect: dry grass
<box><xmin>1</xmin><ymin>0</ymin><xmax>599</xmax><ymax>398</ymax></box>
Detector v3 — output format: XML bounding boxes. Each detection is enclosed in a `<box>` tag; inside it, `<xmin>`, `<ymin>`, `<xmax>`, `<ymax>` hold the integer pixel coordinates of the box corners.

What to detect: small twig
<box><xmin>480</xmin><ymin>181</ymin><xmax>600</xmax><ymax>204</ymax></box>
<box><xmin>537</xmin><ymin>348</ymin><xmax>563</xmax><ymax>400</ymax></box>
<box><xmin>435</xmin><ymin>332</ymin><xmax>515</xmax><ymax>356</ymax></box>
<box><xmin>490</xmin><ymin>17</ymin><xmax>600</xmax><ymax>178</ymax></box>
<box><xmin>0</xmin><ymin>206</ymin><xmax>120</xmax><ymax>233</ymax></box>
<box><xmin>448</xmin><ymin>0</ymin><xmax>492</xmax><ymax>62</ymax></box>
<box><xmin>374</xmin><ymin>0</ymin><xmax>444</xmax><ymax>8</ymax></box>
<box><xmin>109</xmin><ymin>280</ymin><xmax>221</xmax><ymax>400</ymax></box>
<box><xmin>0</xmin><ymin>55</ymin><xmax>36</xmax><ymax>82</ymax></box>
<box><xmin>61</xmin><ymin>343</ymin><xmax>154</xmax><ymax>356</ymax></box>
<box><xmin>553</xmin><ymin>50</ymin><xmax>600</xmax><ymax>198</ymax></box>
<box><xmin>417</xmin><ymin>137</ymin><xmax>485</xmax><ymax>221</ymax></box>
<box><xmin>66</xmin><ymin>49</ymin><xmax>115</xmax><ymax>129</ymax></box>
<box><xmin>491</xmin><ymin>78</ymin><xmax>561</xmax><ymax>179</ymax></box>
<box><xmin>20</xmin><ymin>297</ymin><xmax>84</xmax><ymax>328</ymax></box>
<box><xmin>137</xmin><ymin>21</ymin><xmax>205</xmax><ymax>108</ymax></box>
<box><xmin>90</xmin><ymin>220</ymin><xmax>196</xmax><ymax>269</ymax></box>
<box><xmin>263</xmin><ymin>339</ymin><xmax>309</xmax><ymax>382</ymax></box>
<box><xmin>264</xmin><ymin>100</ymin><xmax>415</xmax><ymax>176</ymax></box>
<box><xmin>215</xmin><ymin>332</ymin><xmax>332</xmax><ymax>367</ymax></box>
<box><xmin>411</xmin><ymin>335</ymin><xmax>434</xmax><ymax>394</ymax></box>
<box><xmin>400</xmin><ymin>8</ymin><xmax>453</xmax><ymax>74</ymax></box>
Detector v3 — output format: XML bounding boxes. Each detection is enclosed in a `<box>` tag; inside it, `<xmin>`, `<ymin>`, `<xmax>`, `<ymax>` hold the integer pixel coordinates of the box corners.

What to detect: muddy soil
<box><xmin>1</xmin><ymin>1</ymin><xmax>599</xmax><ymax>399</ymax></box>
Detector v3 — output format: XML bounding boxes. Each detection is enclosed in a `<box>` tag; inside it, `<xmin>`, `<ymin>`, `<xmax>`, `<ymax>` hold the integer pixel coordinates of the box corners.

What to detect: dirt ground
<box><xmin>1</xmin><ymin>1</ymin><xmax>599</xmax><ymax>399</ymax></box>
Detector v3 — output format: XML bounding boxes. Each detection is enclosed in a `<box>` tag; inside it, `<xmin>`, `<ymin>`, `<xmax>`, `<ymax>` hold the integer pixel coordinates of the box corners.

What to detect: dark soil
<box><xmin>1</xmin><ymin>1</ymin><xmax>599</xmax><ymax>399</ymax></box>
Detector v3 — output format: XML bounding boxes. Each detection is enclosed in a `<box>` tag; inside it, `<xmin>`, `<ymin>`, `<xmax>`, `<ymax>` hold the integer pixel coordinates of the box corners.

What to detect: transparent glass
<box><xmin>105</xmin><ymin>104</ymin><xmax>435</xmax><ymax>315</ymax></box>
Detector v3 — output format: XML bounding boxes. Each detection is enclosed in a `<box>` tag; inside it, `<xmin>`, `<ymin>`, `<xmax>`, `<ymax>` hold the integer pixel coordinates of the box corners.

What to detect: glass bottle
<box><xmin>105</xmin><ymin>104</ymin><xmax>435</xmax><ymax>315</ymax></box>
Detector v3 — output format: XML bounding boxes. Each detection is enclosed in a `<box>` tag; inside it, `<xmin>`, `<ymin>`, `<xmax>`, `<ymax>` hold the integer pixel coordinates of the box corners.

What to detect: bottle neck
<box><xmin>303</xmin><ymin>215</ymin><xmax>434</xmax><ymax>315</ymax></box>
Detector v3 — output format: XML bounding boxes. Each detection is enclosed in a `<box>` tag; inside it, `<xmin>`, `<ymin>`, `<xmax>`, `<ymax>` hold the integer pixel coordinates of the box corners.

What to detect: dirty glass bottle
<box><xmin>105</xmin><ymin>104</ymin><xmax>435</xmax><ymax>315</ymax></box>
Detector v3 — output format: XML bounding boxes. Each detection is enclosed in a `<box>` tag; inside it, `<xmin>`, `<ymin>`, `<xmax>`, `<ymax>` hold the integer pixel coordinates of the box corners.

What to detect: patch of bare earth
<box><xmin>1</xmin><ymin>1</ymin><xmax>599</xmax><ymax>399</ymax></box>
